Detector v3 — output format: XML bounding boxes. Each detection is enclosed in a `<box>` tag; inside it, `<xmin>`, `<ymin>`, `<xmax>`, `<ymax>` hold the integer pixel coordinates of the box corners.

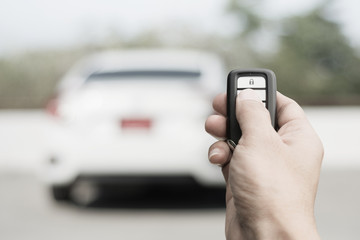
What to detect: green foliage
<box><xmin>0</xmin><ymin>49</ymin><xmax>86</xmax><ymax>108</ymax></box>
<box><xmin>226</xmin><ymin>0</ymin><xmax>360</xmax><ymax>104</ymax></box>
<box><xmin>265</xmin><ymin>9</ymin><xmax>360</xmax><ymax>104</ymax></box>
<box><xmin>227</xmin><ymin>0</ymin><xmax>263</xmax><ymax>36</ymax></box>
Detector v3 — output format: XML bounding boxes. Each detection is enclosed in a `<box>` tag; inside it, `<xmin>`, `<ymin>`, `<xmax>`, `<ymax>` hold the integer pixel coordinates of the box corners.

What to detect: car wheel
<box><xmin>51</xmin><ymin>185</ymin><xmax>70</xmax><ymax>201</ymax></box>
<box><xmin>69</xmin><ymin>180</ymin><xmax>100</xmax><ymax>207</ymax></box>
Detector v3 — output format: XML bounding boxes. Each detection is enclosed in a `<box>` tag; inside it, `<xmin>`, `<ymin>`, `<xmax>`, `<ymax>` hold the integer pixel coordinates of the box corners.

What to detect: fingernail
<box><xmin>209</xmin><ymin>148</ymin><xmax>221</xmax><ymax>160</ymax></box>
<box><xmin>237</xmin><ymin>89</ymin><xmax>262</xmax><ymax>103</ymax></box>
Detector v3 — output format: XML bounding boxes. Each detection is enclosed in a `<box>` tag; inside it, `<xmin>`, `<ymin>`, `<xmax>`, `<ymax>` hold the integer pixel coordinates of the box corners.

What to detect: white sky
<box><xmin>0</xmin><ymin>0</ymin><xmax>359</xmax><ymax>56</ymax></box>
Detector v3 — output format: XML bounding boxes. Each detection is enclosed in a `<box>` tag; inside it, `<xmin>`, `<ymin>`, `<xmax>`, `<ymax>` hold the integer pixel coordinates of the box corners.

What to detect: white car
<box><xmin>44</xmin><ymin>49</ymin><xmax>225</xmax><ymax>205</ymax></box>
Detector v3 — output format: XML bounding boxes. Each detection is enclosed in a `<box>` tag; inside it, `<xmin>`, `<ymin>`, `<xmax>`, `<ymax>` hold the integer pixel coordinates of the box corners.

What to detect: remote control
<box><xmin>227</xmin><ymin>69</ymin><xmax>277</xmax><ymax>150</ymax></box>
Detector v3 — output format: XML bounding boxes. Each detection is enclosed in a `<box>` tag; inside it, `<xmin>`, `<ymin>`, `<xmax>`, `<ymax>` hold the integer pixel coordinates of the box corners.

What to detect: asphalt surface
<box><xmin>0</xmin><ymin>172</ymin><xmax>225</xmax><ymax>240</ymax></box>
<box><xmin>0</xmin><ymin>170</ymin><xmax>360</xmax><ymax>240</ymax></box>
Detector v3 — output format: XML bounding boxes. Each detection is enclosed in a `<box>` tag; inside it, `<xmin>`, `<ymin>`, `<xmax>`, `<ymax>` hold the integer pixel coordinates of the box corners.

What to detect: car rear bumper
<box><xmin>43</xmin><ymin>127</ymin><xmax>224</xmax><ymax>187</ymax></box>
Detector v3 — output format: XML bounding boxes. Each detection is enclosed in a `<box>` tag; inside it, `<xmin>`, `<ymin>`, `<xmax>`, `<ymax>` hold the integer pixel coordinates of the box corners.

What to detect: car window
<box><xmin>86</xmin><ymin>70</ymin><xmax>201</xmax><ymax>82</ymax></box>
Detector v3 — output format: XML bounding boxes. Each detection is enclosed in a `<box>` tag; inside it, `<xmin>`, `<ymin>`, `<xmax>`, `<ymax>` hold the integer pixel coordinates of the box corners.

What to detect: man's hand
<box><xmin>205</xmin><ymin>89</ymin><xmax>323</xmax><ymax>239</ymax></box>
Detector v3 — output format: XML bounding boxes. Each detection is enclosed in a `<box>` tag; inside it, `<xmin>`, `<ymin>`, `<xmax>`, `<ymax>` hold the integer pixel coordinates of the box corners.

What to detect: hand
<box><xmin>205</xmin><ymin>89</ymin><xmax>323</xmax><ymax>239</ymax></box>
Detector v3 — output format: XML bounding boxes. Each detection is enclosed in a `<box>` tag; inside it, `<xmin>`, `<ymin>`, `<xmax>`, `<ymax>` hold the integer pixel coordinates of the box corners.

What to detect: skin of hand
<box><xmin>205</xmin><ymin>89</ymin><xmax>323</xmax><ymax>240</ymax></box>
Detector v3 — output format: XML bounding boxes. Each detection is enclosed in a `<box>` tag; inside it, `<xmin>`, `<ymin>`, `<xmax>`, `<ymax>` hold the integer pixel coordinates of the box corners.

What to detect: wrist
<box><xmin>238</xmin><ymin>212</ymin><xmax>320</xmax><ymax>240</ymax></box>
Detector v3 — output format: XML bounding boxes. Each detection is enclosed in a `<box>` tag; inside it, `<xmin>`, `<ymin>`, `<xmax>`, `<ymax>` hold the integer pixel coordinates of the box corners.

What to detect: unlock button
<box><xmin>237</xmin><ymin>89</ymin><xmax>266</xmax><ymax>101</ymax></box>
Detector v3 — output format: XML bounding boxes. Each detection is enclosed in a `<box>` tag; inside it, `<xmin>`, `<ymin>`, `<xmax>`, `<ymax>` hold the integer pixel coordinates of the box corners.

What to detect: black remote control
<box><xmin>227</xmin><ymin>69</ymin><xmax>277</xmax><ymax>150</ymax></box>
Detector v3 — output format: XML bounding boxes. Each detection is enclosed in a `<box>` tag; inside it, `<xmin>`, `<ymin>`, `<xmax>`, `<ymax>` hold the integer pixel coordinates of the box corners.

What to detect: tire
<box><xmin>51</xmin><ymin>185</ymin><xmax>70</xmax><ymax>201</ymax></box>
<box><xmin>69</xmin><ymin>180</ymin><xmax>100</xmax><ymax>207</ymax></box>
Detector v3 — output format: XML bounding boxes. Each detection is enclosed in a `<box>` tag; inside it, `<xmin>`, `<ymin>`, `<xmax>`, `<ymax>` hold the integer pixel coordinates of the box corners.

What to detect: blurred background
<box><xmin>0</xmin><ymin>0</ymin><xmax>360</xmax><ymax>239</ymax></box>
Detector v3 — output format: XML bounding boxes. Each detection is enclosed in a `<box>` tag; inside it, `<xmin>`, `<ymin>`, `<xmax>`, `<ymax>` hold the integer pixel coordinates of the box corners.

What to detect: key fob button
<box><xmin>237</xmin><ymin>89</ymin><xmax>266</xmax><ymax>101</ymax></box>
<box><xmin>237</xmin><ymin>76</ymin><xmax>266</xmax><ymax>88</ymax></box>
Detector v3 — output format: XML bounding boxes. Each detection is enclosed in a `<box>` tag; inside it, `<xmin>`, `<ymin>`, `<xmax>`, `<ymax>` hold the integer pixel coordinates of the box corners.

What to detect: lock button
<box><xmin>237</xmin><ymin>76</ymin><xmax>266</xmax><ymax>89</ymax></box>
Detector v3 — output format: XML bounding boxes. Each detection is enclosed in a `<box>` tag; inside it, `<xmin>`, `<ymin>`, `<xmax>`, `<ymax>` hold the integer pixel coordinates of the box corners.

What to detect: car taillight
<box><xmin>46</xmin><ymin>96</ymin><xmax>59</xmax><ymax>117</ymax></box>
<box><xmin>120</xmin><ymin>119</ymin><xmax>152</xmax><ymax>129</ymax></box>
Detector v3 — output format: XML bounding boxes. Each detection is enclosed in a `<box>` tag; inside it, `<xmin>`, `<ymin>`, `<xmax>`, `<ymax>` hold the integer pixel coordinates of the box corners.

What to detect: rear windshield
<box><xmin>86</xmin><ymin>70</ymin><xmax>201</xmax><ymax>82</ymax></box>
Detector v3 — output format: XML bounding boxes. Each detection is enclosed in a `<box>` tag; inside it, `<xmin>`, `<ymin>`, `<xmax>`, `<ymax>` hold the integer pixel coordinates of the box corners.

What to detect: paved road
<box><xmin>0</xmin><ymin>172</ymin><xmax>225</xmax><ymax>240</ymax></box>
<box><xmin>0</xmin><ymin>170</ymin><xmax>360</xmax><ymax>240</ymax></box>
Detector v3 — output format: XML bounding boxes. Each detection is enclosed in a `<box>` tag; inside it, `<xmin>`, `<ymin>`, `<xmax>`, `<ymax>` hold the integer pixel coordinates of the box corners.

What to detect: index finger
<box><xmin>212</xmin><ymin>93</ymin><xmax>227</xmax><ymax>116</ymax></box>
<box><xmin>276</xmin><ymin>92</ymin><xmax>306</xmax><ymax>128</ymax></box>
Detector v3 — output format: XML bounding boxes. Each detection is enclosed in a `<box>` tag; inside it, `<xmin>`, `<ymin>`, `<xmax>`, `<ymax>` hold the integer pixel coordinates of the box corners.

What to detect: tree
<box><xmin>265</xmin><ymin>7</ymin><xmax>360</xmax><ymax>104</ymax></box>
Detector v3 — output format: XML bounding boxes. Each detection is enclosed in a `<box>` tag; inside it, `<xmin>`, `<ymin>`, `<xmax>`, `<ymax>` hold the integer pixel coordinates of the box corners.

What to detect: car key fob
<box><xmin>227</xmin><ymin>69</ymin><xmax>277</xmax><ymax>150</ymax></box>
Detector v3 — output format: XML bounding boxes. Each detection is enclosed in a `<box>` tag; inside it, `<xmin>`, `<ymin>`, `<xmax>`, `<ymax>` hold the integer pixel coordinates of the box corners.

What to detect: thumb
<box><xmin>236</xmin><ymin>89</ymin><xmax>274</xmax><ymax>140</ymax></box>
